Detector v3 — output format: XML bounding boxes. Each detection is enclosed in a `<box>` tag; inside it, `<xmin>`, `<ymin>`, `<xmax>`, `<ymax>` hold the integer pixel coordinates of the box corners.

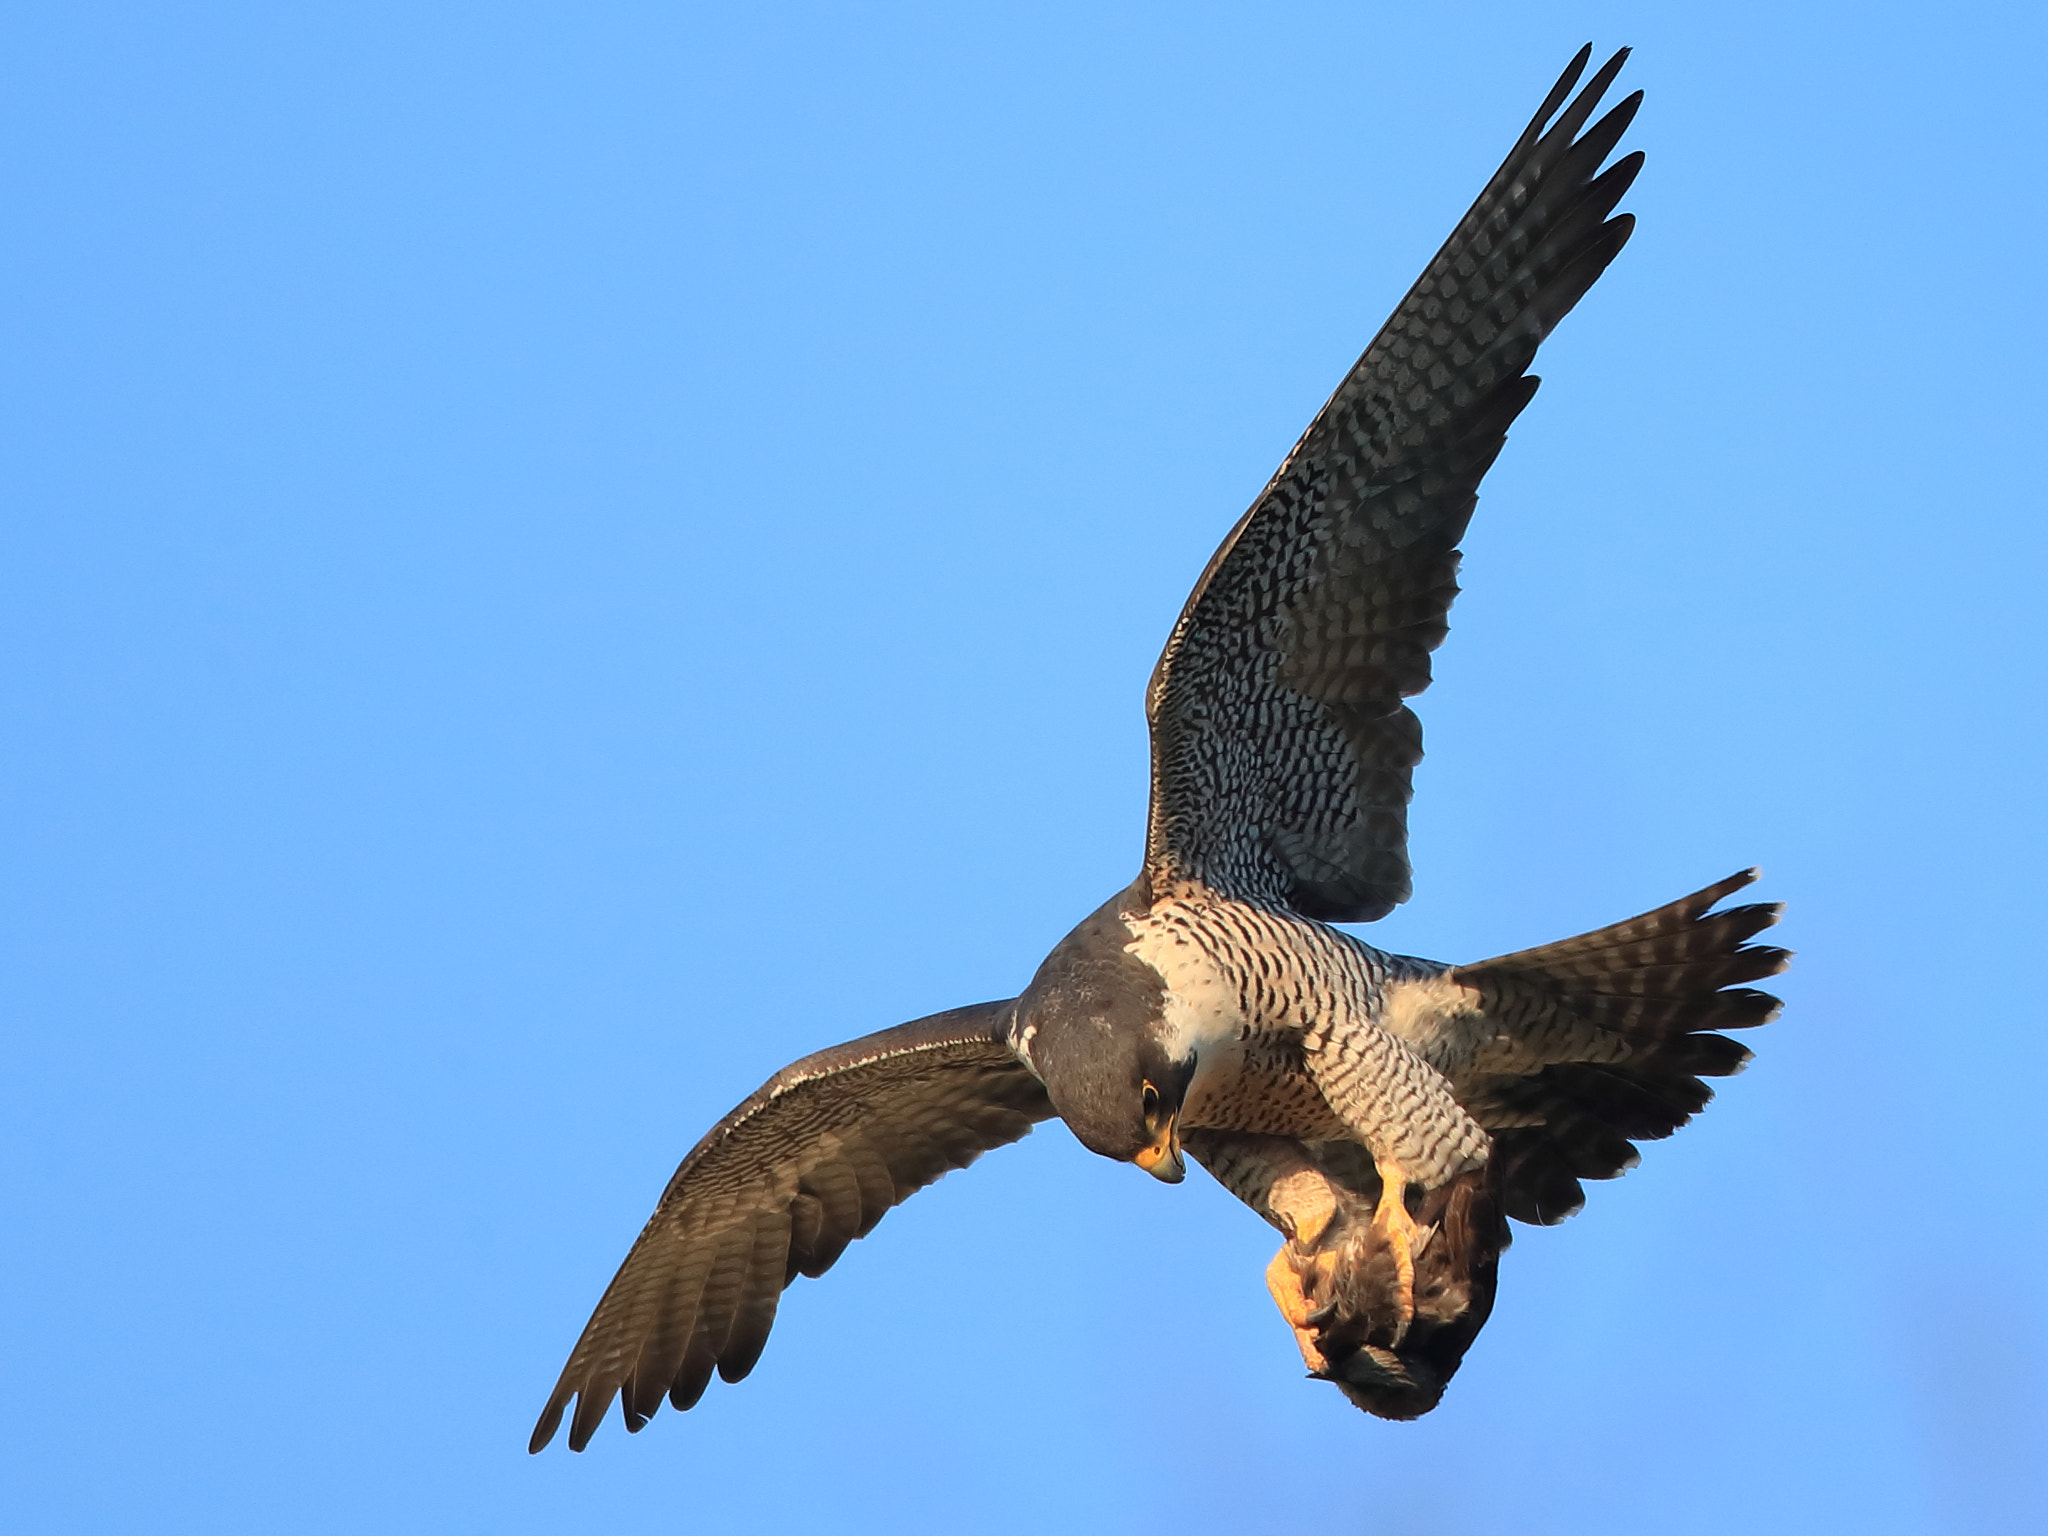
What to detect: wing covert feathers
<box><xmin>1144</xmin><ymin>45</ymin><xmax>1641</xmax><ymax>921</ymax></box>
<box><xmin>529</xmin><ymin>1001</ymin><xmax>1052</xmax><ymax>1452</ymax></box>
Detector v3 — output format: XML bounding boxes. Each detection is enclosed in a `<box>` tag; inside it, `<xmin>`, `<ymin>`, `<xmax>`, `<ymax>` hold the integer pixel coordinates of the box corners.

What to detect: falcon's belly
<box><xmin>1182</xmin><ymin>1032</ymin><xmax>1352</xmax><ymax>1139</ymax></box>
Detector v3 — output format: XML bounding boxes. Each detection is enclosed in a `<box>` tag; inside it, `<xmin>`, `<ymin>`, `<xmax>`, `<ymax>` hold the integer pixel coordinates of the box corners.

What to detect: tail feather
<box><xmin>1490</xmin><ymin>1134</ymin><xmax>1590</xmax><ymax>1225</ymax></box>
<box><xmin>1457</xmin><ymin>870</ymin><xmax>1789</xmax><ymax>1227</ymax></box>
<box><xmin>1565</xmin><ymin>941</ymin><xmax>1788</xmax><ymax>998</ymax></box>
<box><xmin>1544</xmin><ymin>1061</ymin><xmax>1712</xmax><ymax>1138</ymax></box>
<box><xmin>1642</xmin><ymin>1030</ymin><xmax>1755</xmax><ymax>1078</ymax></box>
<box><xmin>1564</xmin><ymin>985</ymin><xmax>1780</xmax><ymax>1036</ymax></box>
<box><xmin>1476</xmin><ymin>873</ymin><xmax>1786</xmax><ymax>986</ymax></box>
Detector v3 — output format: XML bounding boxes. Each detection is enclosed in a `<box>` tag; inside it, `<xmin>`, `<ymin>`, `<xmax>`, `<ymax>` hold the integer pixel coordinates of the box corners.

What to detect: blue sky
<box><xmin>5</xmin><ymin>3</ymin><xmax>2044</xmax><ymax>1533</ymax></box>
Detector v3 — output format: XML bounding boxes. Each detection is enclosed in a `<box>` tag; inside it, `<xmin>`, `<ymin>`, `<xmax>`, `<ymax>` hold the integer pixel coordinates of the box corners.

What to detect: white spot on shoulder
<box><xmin>1123</xmin><ymin>907</ymin><xmax>1242</xmax><ymax>1064</ymax></box>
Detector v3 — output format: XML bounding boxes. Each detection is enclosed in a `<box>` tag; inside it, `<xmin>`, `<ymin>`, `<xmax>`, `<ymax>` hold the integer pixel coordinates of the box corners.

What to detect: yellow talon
<box><xmin>1373</xmin><ymin>1160</ymin><xmax>1420</xmax><ymax>1347</ymax></box>
<box><xmin>1264</xmin><ymin>1247</ymin><xmax>1332</xmax><ymax>1374</ymax></box>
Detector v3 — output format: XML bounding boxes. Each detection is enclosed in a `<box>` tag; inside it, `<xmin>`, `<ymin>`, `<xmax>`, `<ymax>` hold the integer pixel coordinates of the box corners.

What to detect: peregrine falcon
<box><xmin>529</xmin><ymin>44</ymin><xmax>1788</xmax><ymax>1452</ymax></box>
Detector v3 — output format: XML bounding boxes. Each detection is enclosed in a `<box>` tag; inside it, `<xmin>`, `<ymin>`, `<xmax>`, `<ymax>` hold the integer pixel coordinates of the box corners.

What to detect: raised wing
<box><xmin>1144</xmin><ymin>46</ymin><xmax>1642</xmax><ymax>920</ymax></box>
<box><xmin>529</xmin><ymin>1002</ymin><xmax>1053</xmax><ymax>1452</ymax></box>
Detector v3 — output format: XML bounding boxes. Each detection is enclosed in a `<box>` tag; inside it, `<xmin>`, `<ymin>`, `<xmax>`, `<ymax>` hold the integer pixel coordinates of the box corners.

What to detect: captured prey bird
<box><xmin>530</xmin><ymin>45</ymin><xmax>1788</xmax><ymax>1453</ymax></box>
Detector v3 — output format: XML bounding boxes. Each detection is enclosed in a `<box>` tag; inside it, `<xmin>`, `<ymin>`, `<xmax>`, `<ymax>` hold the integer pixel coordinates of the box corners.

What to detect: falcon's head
<box><xmin>1013</xmin><ymin>891</ymin><xmax>1198</xmax><ymax>1182</ymax></box>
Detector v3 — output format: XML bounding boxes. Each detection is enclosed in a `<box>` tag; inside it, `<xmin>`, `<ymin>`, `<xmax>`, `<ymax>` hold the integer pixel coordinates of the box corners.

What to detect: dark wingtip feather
<box><xmin>1559</xmin><ymin>98</ymin><xmax>1645</xmax><ymax>194</ymax></box>
<box><xmin>1585</xmin><ymin>47</ymin><xmax>1633</xmax><ymax>104</ymax></box>
<box><xmin>528</xmin><ymin>1396</ymin><xmax>567</xmax><ymax>1455</ymax></box>
<box><xmin>1528</xmin><ymin>214</ymin><xmax>1635</xmax><ymax>335</ymax></box>
<box><xmin>1542</xmin><ymin>47</ymin><xmax>1634</xmax><ymax>152</ymax></box>
<box><xmin>1527</xmin><ymin>44</ymin><xmax>1597</xmax><ymax>137</ymax></box>
<box><xmin>668</xmin><ymin>1352</ymin><xmax>717</xmax><ymax>1412</ymax></box>
<box><xmin>567</xmin><ymin>1387</ymin><xmax>611</xmax><ymax>1453</ymax></box>
<box><xmin>1596</xmin><ymin>149</ymin><xmax>1647</xmax><ymax>209</ymax></box>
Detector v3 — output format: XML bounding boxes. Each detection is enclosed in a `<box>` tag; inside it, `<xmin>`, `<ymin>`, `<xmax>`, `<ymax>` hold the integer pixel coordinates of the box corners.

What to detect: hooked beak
<box><xmin>1134</xmin><ymin>1118</ymin><xmax>1184</xmax><ymax>1183</ymax></box>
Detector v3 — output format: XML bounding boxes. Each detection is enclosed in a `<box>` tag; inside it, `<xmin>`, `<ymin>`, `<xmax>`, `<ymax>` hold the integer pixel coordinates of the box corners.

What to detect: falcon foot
<box><xmin>1262</xmin><ymin>1182</ymin><xmax>1410</xmax><ymax>1372</ymax></box>
<box><xmin>1265</xmin><ymin>1243</ymin><xmax>1338</xmax><ymax>1374</ymax></box>
<box><xmin>1370</xmin><ymin>1159</ymin><xmax>1421</xmax><ymax>1348</ymax></box>
<box><xmin>1223</xmin><ymin>1137</ymin><xmax>1501</xmax><ymax>1420</ymax></box>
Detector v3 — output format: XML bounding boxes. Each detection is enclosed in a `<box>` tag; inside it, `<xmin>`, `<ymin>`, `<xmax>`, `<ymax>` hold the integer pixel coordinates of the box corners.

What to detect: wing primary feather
<box><xmin>716</xmin><ymin>1212</ymin><xmax>794</xmax><ymax>1385</ymax></box>
<box><xmin>784</xmin><ymin>1190</ymin><xmax>825</xmax><ymax>1283</ymax></box>
<box><xmin>844</xmin><ymin>1140</ymin><xmax>901</xmax><ymax>1238</ymax></box>
<box><xmin>1561</xmin><ymin>92</ymin><xmax>1644</xmax><ymax>182</ymax></box>
<box><xmin>1538</xmin><ymin>47</ymin><xmax>1633</xmax><ymax>154</ymax></box>
<box><xmin>1524</xmin><ymin>44</ymin><xmax>1596</xmax><ymax>141</ymax></box>
<box><xmin>528</xmin><ymin>1396</ymin><xmax>567</xmax><ymax>1458</ymax></box>
<box><xmin>621</xmin><ymin>1264</ymin><xmax>699</xmax><ymax>1430</ymax></box>
<box><xmin>567</xmin><ymin>1376</ymin><xmax>612</xmax><ymax>1453</ymax></box>
<box><xmin>664</xmin><ymin>1223</ymin><xmax>755</xmax><ymax>1415</ymax></box>
<box><xmin>796</xmin><ymin>1164</ymin><xmax>863</xmax><ymax>1277</ymax></box>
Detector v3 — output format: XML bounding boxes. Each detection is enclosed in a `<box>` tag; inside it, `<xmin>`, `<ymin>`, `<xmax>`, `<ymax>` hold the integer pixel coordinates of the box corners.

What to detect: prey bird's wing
<box><xmin>530</xmin><ymin>1002</ymin><xmax>1052</xmax><ymax>1452</ymax></box>
<box><xmin>1144</xmin><ymin>46</ymin><xmax>1641</xmax><ymax>921</ymax></box>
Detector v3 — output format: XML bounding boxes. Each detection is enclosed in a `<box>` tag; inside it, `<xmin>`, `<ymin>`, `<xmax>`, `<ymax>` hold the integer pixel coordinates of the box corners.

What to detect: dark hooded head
<box><xmin>1013</xmin><ymin>891</ymin><xmax>1197</xmax><ymax>1181</ymax></box>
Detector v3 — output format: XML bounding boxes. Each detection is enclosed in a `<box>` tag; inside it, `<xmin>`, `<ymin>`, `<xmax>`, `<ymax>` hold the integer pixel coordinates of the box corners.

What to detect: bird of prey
<box><xmin>530</xmin><ymin>45</ymin><xmax>1787</xmax><ymax>1453</ymax></box>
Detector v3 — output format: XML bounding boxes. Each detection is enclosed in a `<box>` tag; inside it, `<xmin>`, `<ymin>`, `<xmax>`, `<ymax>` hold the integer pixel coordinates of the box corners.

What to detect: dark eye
<box><xmin>1141</xmin><ymin>1081</ymin><xmax>1160</xmax><ymax>1118</ymax></box>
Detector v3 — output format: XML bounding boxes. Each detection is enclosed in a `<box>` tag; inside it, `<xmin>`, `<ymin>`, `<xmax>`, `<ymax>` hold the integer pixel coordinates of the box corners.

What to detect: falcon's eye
<box><xmin>1141</xmin><ymin>1081</ymin><xmax>1161</xmax><ymax>1120</ymax></box>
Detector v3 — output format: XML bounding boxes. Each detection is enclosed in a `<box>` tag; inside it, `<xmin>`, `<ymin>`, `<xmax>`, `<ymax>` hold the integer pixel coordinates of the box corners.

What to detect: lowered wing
<box><xmin>530</xmin><ymin>1001</ymin><xmax>1053</xmax><ymax>1451</ymax></box>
